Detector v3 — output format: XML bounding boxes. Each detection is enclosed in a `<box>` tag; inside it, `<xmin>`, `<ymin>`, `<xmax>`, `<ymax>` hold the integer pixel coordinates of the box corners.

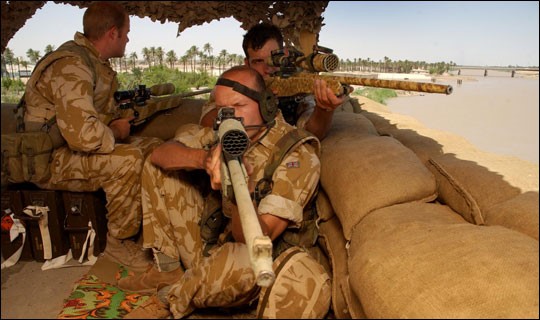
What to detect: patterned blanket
<box><xmin>57</xmin><ymin>265</ymin><xmax>150</xmax><ymax>319</ymax></box>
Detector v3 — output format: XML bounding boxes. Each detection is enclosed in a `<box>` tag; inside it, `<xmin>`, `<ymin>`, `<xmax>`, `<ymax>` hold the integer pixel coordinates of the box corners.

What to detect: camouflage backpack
<box><xmin>1</xmin><ymin>41</ymin><xmax>96</xmax><ymax>185</ymax></box>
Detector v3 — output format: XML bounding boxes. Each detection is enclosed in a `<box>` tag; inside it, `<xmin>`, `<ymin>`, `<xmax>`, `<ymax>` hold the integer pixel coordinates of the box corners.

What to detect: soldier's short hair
<box><xmin>83</xmin><ymin>1</ymin><xmax>127</xmax><ymax>41</ymax></box>
<box><xmin>242</xmin><ymin>23</ymin><xmax>284</xmax><ymax>59</ymax></box>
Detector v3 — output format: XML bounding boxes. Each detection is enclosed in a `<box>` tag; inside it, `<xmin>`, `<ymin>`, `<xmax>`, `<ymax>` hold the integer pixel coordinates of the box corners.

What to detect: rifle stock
<box><xmin>265</xmin><ymin>73</ymin><xmax>453</xmax><ymax>97</ymax></box>
<box><xmin>216</xmin><ymin>109</ymin><xmax>275</xmax><ymax>287</ymax></box>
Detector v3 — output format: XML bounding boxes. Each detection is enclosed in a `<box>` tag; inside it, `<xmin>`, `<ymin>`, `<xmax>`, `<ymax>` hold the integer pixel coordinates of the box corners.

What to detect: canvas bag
<box><xmin>1</xmin><ymin>131</ymin><xmax>53</xmax><ymax>184</ymax></box>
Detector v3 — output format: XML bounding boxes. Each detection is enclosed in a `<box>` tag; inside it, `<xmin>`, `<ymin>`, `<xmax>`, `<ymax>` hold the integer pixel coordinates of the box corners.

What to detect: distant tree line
<box><xmin>2</xmin><ymin>42</ymin><xmax>470</xmax><ymax>81</ymax></box>
<box><xmin>1</xmin><ymin>43</ymin><xmax>244</xmax><ymax>80</ymax></box>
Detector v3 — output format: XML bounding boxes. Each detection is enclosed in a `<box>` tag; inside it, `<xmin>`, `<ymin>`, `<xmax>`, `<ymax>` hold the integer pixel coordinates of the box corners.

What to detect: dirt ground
<box><xmin>1</xmin><ymin>258</ymin><xmax>91</xmax><ymax>319</ymax></box>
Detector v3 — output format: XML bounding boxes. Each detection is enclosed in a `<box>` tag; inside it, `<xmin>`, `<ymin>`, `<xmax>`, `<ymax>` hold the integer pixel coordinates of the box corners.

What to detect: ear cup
<box><xmin>259</xmin><ymin>90</ymin><xmax>278</xmax><ymax>123</ymax></box>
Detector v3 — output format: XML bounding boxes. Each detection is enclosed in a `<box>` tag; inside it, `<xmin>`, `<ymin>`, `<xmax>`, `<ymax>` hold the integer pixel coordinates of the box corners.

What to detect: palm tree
<box><xmin>180</xmin><ymin>55</ymin><xmax>188</xmax><ymax>72</ymax></box>
<box><xmin>44</xmin><ymin>44</ymin><xmax>55</xmax><ymax>54</ymax></box>
<box><xmin>218</xmin><ymin>49</ymin><xmax>228</xmax><ymax>73</ymax></box>
<box><xmin>155</xmin><ymin>47</ymin><xmax>164</xmax><ymax>66</ymax></box>
<box><xmin>26</xmin><ymin>49</ymin><xmax>41</xmax><ymax>66</ymax></box>
<box><xmin>203</xmin><ymin>42</ymin><xmax>213</xmax><ymax>73</ymax></box>
<box><xmin>166</xmin><ymin>50</ymin><xmax>177</xmax><ymax>69</ymax></box>
<box><xmin>142</xmin><ymin>47</ymin><xmax>151</xmax><ymax>68</ymax></box>
<box><xmin>149</xmin><ymin>47</ymin><xmax>157</xmax><ymax>66</ymax></box>
<box><xmin>20</xmin><ymin>58</ymin><xmax>29</xmax><ymax>74</ymax></box>
<box><xmin>129</xmin><ymin>52</ymin><xmax>138</xmax><ymax>69</ymax></box>
<box><xmin>187</xmin><ymin>45</ymin><xmax>199</xmax><ymax>72</ymax></box>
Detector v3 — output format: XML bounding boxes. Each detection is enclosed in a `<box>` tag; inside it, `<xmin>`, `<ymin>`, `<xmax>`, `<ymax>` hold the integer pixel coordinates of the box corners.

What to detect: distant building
<box><xmin>19</xmin><ymin>70</ymin><xmax>32</xmax><ymax>78</ymax></box>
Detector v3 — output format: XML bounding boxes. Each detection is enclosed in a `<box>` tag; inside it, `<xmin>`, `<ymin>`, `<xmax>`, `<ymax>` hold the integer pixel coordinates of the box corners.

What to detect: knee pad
<box><xmin>256</xmin><ymin>247</ymin><xmax>331</xmax><ymax>318</ymax></box>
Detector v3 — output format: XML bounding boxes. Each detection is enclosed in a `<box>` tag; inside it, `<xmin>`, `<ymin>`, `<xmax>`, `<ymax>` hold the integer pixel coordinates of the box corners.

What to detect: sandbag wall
<box><xmin>317</xmin><ymin>109</ymin><xmax>539</xmax><ymax>318</ymax></box>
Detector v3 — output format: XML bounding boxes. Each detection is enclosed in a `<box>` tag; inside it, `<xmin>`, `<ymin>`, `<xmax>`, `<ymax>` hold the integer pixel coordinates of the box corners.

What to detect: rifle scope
<box><xmin>114</xmin><ymin>84</ymin><xmax>148</xmax><ymax>102</ymax></box>
<box><xmin>114</xmin><ymin>83</ymin><xmax>175</xmax><ymax>102</ymax></box>
<box><xmin>267</xmin><ymin>48</ymin><xmax>339</xmax><ymax>73</ymax></box>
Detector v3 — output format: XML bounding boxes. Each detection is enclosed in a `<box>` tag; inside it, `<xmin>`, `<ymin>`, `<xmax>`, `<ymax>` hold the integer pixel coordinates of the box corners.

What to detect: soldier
<box><xmin>22</xmin><ymin>1</ymin><xmax>162</xmax><ymax>271</ymax></box>
<box><xmin>200</xmin><ymin>22</ymin><xmax>346</xmax><ymax>141</ymax></box>
<box><xmin>120</xmin><ymin>65</ymin><xmax>330</xmax><ymax>318</ymax></box>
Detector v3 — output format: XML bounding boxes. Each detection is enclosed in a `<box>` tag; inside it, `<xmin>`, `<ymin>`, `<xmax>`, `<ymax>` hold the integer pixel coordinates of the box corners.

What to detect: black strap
<box><xmin>215</xmin><ymin>78</ymin><xmax>262</xmax><ymax>104</ymax></box>
<box><xmin>254</xmin><ymin>128</ymin><xmax>315</xmax><ymax>204</ymax></box>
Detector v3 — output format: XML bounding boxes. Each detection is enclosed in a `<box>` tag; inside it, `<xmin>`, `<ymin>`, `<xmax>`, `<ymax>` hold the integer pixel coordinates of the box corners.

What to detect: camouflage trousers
<box><xmin>141</xmin><ymin>157</ymin><xmax>331</xmax><ymax>318</ymax></box>
<box><xmin>37</xmin><ymin>136</ymin><xmax>162</xmax><ymax>239</ymax></box>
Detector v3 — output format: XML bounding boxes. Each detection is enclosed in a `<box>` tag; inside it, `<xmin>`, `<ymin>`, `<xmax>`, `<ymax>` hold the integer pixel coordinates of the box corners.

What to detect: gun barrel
<box><xmin>297</xmin><ymin>53</ymin><xmax>340</xmax><ymax>72</ymax></box>
<box><xmin>266</xmin><ymin>74</ymin><xmax>453</xmax><ymax>97</ymax></box>
<box><xmin>333</xmin><ymin>76</ymin><xmax>453</xmax><ymax>95</ymax></box>
<box><xmin>227</xmin><ymin>159</ymin><xmax>275</xmax><ymax>287</ymax></box>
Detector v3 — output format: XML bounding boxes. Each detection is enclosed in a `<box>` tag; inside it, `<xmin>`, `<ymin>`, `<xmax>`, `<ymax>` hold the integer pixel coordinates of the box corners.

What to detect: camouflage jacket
<box><xmin>24</xmin><ymin>32</ymin><xmax>118</xmax><ymax>154</ymax></box>
<box><xmin>177</xmin><ymin>111</ymin><xmax>321</xmax><ymax>228</ymax></box>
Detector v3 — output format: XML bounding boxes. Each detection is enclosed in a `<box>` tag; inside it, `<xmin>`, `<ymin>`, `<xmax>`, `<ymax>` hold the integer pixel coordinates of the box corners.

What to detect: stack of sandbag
<box><xmin>317</xmin><ymin>108</ymin><xmax>539</xmax><ymax>318</ymax></box>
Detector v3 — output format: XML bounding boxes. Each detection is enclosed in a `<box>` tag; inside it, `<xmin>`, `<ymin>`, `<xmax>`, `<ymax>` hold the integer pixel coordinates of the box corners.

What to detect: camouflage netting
<box><xmin>1</xmin><ymin>1</ymin><xmax>329</xmax><ymax>54</ymax></box>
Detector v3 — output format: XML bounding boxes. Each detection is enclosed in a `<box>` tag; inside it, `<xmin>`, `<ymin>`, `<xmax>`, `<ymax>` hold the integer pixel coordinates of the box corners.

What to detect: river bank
<box><xmin>383</xmin><ymin>70</ymin><xmax>539</xmax><ymax>164</ymax></box>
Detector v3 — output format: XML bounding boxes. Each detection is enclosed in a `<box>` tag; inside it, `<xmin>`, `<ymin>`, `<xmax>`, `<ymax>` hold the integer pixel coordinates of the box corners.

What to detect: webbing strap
<box><xmin>263</xmin><ymin>128</ymin><xmax>314</xmax><ymax>181</ymax></box>
<box><xmin>255</xmin><ymin>128</ymin><xmax>317</xmax><ymax>204</ymax></box>
<box><xmin>0</xmin><ymin>212</ymin><xmax>27</xmax><ymax>269</ymax></box>
<box><xmin>23</xmin><ymin>205</ymin><xmax>53</xmax><ymax>259</ymax></box>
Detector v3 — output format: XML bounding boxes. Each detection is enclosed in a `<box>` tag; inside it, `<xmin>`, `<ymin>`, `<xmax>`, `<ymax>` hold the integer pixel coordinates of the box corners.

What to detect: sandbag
<box><xmin>427</xmin><ymin>153</ymin><xmax>522</xmax><ymax>225</ymax></box>
<box><xmin>318</xmin><ymin>216</ymin><xmax>366</xmax><ymax>319</ymax></box>
<box><xmin>484</xmin><ymin>191</ymin><xmax>539</xmax><ymax>240</ymax></box>
<box><xmin>348</xmin><ymin>202</ymin><xmax>539</xmax><ymax>319</ymax></box>
<box><xmin>320</xmin><ymin>132</ymin><xmax>437</xmax><ymax>240</ymax></box>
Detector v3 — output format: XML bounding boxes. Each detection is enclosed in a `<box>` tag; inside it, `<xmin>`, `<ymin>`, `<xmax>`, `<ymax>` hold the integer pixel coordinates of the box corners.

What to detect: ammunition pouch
<box><xmin>272</xmin><ymin>203</ymin><xmax>319</xmax><ymax>259</ymax></box>
<box><xmin>199</xmin><ymin>190</ymin><xmax>228</xmax><ymax>257</ymax></box>
<box><xmin>1</xmin><ymin>131</ymin><xmax>55</xmax><ymax>185</ymax></box>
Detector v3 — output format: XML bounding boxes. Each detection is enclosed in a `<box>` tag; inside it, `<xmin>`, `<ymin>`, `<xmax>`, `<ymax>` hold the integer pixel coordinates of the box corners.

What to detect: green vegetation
<box><xmin>1</xmin><ymin>66</ymin><xmax>217</xmax><ymax>104</ymax></box>
<box><xmin>116</xmin><ymin>66</ymin><xmax>217</xmax><ymax>93</ymax></box>
<box><xmin>353</xmin><ymin>87</ymin><xmax>397</xmax><ymax>105</ymax></box>
<box><xmin>1</xmin><ymin>78</ymin><xmax>25</xmax><ymax>103</ymax></box>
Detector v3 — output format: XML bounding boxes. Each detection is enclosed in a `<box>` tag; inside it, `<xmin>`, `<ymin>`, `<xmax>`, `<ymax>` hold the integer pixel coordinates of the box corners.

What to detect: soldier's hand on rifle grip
<box><xmin>205</xmin><ymin>144</ymin><xmax>223</xmax><ymax>190</ymax></box>
<box><xmin>314</xmin><ymin>79</ymin><xmax>345</xmax><ymax>112</ymax></box>
<box><xmin>109</xmin><ymin>116</ymin><xmax>135</xmax><ymax>141</ymax></box>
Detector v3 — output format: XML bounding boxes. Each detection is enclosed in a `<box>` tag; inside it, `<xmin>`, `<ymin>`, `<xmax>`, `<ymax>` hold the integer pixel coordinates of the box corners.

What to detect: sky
<box><xmin>5</xmin><ymin>1</ymin><xmax>539</xmax><ymax>67</ymax></box>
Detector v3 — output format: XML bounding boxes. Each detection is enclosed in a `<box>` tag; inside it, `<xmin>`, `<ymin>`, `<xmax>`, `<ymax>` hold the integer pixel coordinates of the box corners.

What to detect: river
<box><xmin>385</xmin><ymin>69</ymin><xmax>539</xmax><ymax>164</ymax></box>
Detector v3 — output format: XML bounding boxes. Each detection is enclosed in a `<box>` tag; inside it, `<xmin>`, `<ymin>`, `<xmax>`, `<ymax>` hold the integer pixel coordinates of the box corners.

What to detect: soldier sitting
<box><xmin>119</xmin><ymin>65</ymin><xmax>331</xmax><ymax>318</ymax></box>
<box><xmin>21</xmin><ymin>1</ymin><xmax>162</xmax><ymax>271</ymax></box>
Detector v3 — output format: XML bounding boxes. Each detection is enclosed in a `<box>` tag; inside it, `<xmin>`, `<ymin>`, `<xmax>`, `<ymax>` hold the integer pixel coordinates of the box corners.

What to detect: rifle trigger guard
<box><xmin>254</xmin><ymin>178</ymin><xmax>273</xmax><ymax>204</ymax></box>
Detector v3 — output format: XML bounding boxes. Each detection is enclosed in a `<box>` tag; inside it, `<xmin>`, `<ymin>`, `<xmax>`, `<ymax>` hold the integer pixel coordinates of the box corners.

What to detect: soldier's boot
<box><xmin>102</xmin><ymin>233</ymin><xmax>152</xmax><ymax>273</ymax></box>
<box><xmin>117</xmin><ymin>250</ymin><xmax>183</xmax><ymax>293</ymax></box>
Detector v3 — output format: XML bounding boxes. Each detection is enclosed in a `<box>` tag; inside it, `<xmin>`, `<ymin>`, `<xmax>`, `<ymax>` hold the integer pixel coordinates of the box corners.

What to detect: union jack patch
<box><xmin>286</xmin><ymin>161</ymin><xmax>300</xmax><ymax>168</ymax></box>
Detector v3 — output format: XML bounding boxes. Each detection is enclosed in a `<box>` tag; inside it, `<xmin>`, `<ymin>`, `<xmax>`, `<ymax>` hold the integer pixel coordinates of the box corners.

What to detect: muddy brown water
<box><xmin>386</xmin><ymin>69</ymin><xmax>539</xmax><ymax>164</ymax></box>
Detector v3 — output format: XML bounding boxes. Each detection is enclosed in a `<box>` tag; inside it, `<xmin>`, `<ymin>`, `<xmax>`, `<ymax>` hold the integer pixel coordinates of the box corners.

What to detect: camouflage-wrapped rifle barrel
<box><xmin>265</xmin><ymin>73</ymin><xmax>453</xmax><ymax>97</ymax></box>
<box><xmin>117</xmin><ymin>88</ymin><xmax>212</xmax><ymax>126</ymax></box>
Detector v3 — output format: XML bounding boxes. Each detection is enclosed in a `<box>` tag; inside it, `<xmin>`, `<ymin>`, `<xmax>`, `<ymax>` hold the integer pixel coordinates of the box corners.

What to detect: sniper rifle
<box><xmin>113</xmin><ymin>83</ymin><xmax>212</xmax><ymax>126</ymax></box>
<box><xmin>214</xmin><ymin>107</ymin><xmax>275</xmax><ymax>288</ymax></box>
<box><xmin>264</xmin><ymin>46</ymin><xmax>453</xmax><ymax>97</ymax></box>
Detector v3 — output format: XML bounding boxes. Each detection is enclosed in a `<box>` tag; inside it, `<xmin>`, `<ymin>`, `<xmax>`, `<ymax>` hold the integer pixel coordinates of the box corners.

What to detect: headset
<box><xmin>215</xmin><ymin>78</ymin><xmax>278</xmax><ymax>124</ymax></box>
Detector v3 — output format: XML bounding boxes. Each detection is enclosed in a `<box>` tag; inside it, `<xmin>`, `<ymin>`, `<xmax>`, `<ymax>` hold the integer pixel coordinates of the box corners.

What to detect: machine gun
<box><xmin>264</xmin><ymin>46</ymin><xmax>453</xmax><ymax>97</ymax></box>
<box><xmin>214</xmin><ymin>107</ymin><xmax>275</xmax><ymax>288</ymax></box>
<box><xmin>113</xmin><ymin>83</ymin><xmax>211</xmax><ymax>126</ymax></box>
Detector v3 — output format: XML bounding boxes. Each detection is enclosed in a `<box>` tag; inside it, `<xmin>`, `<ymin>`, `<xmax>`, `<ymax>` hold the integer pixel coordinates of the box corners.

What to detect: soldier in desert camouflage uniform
<box><xmin>200</xmin><ymin>22</ymin><xmax>346</xmax><ymax>141</ymax></box>
<box><xmin>22</xmin><ymin>1</ymin><xmax>162</xmax><ymax>271</ymax></box>
<box><xmin>120</xmin><ymin>66</ymin><xmax>330</xmax><ymax>318</ymax></box>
